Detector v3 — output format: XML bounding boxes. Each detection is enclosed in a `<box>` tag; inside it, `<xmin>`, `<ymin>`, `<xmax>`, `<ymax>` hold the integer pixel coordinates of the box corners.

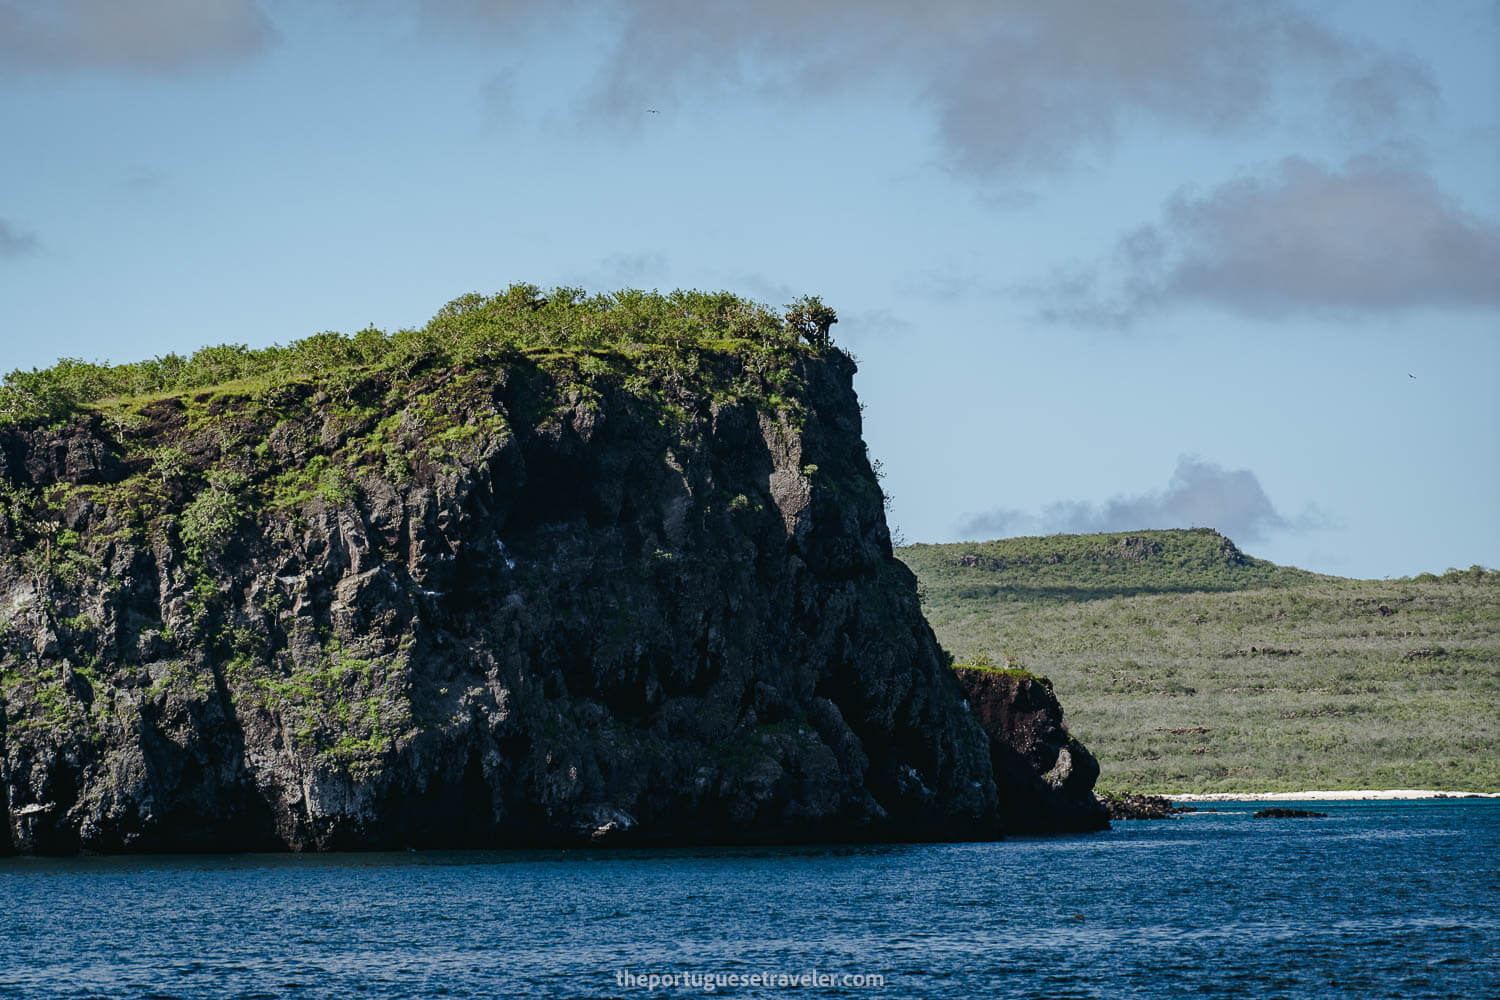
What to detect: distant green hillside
<box><xmin>900</xmin><ymin>529</ymin><xmax>1500</xmax><ymax>794</ymax></box>
<box><xmin>902</xmin><ymin>528</ymin><xmax>1322</xmax><ymax>612</ymax></box>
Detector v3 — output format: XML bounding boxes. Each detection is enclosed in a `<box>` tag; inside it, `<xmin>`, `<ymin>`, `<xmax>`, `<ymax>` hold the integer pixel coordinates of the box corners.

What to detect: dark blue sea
<box><xmin>3</xmin><ymin>800</ymin><xmax>1497</xmax><ymax>999</ymax></box>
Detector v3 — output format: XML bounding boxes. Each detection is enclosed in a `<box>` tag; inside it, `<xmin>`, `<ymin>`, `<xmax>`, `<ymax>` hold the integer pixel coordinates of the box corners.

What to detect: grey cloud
<box><xmin>561</xmin><ymin>251</ymin><xmax>671</xmax><ymax>290</ymax></box>
<box><xmin>480</xmin><ymin>70</ymin><xmax>518</xmax><ymax>126</ymax></box>
<box><xmin>1327</xmin><ymin>53</ymin><xmax>1438</xmax><ymax>138</ymax></box>
<box><xmin>0</xmin><ymin>0</ymin><xmax>275</xmax><ymax>76</ymax></box>
<box><xmin>0</xmin><ymin>219</ymin><xmax>39</xmax><ymax>257</ymax></box>
<box><xmin>417</xmin><ymin>0</ymin><xmax>1435</xmax><ymax>178</ymax></box>
<box><xmin>834</xmin><ymin>308</ymin><xmax>912</xmax><ymax>347</ymax></box>
<box><xmin>728</xmin><ymin>273</ymin><xmax>799</xmax><ymax>313</ymax></box>
<box><xmin>1035</xmin><ymin>156</ymin><xmax>1500</xmax><ymax>325</ymax></box>
<box><xmin>961</xmin><ymin>456</ymin><xmax>1336</xmax><ymax>544</ymax></box>
<box><xmin>413</xmin><ymin>0</ymin><xmax>573</xmax><ymax>30</ymax></box>
<box><xmin>926</xmin><ymin>0</ymin><xmax>1295</xmax><ymax>175</ymax></box>
<box><xmin>593</xmin><ymin>251</ymin><xmax>669</xmax><ymax>286</ymax></box>
<box><xmin>895</xmin><ymin>267</ymin><xmax>1001</xmax><ymax>301</ymax></box>
<box><xmin>118</xmin><ymin>168</ymin><xmax>168</xmax><ymax>194</ymax></box>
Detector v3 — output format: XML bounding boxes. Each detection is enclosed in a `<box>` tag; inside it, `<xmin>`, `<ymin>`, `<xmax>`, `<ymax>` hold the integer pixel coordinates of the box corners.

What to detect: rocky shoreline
<box><xmin>1094</xmin><ymin>792</ymin><xmax>1195</xmax><ymax>820</ymax></box>
<box><xmin>1166</xmin><ymin>790</ymin><xmax>1500</xmax><ymax>802</ymax></box>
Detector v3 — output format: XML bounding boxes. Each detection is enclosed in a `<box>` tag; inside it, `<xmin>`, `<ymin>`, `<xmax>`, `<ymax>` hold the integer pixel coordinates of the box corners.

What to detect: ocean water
<box><xmin>2</xmin><ymin>800</ymin><xmax>1496</xmax><ymax>999</ymax></box>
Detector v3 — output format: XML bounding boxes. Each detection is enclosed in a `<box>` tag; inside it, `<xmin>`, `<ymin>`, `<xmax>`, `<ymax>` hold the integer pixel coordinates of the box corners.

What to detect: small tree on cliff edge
<box><xmin>785</xmin><ymin>295</ymin><xmax>837</xmax><ymax>348</ymax></box>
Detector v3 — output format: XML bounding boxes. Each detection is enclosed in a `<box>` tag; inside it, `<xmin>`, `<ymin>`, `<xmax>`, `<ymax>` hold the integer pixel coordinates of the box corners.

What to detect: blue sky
<box><xmin>1</xmin><ymin>0</ymin><xmax>1496</xmax><ymax>578</ymax></box>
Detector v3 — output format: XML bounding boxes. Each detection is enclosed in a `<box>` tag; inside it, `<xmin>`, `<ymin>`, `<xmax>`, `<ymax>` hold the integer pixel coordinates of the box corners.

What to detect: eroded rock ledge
<box><xmin>952</xmin><ymin>667</ymin><xmax>1108</xmax><ymax>833</ymax></box>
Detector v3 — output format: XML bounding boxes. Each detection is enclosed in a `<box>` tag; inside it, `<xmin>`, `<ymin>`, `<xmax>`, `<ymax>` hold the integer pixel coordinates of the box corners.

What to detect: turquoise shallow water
<box><xmin>2</xmin><ymin>800</ymin><xmax>1497</xmax><ymax>999</ymax></box>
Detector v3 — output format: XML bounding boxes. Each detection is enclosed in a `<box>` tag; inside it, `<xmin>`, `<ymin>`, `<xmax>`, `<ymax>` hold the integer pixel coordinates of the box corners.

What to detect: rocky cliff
<box><xmin>951</xmin><ymin>667</ymin><xmax>1108</xmax><ymax>833</ymax></box>
<box><xmin>0</xmin><ymin>303</ymin><xmax>1103</xmax><ymax>853</ymax></box>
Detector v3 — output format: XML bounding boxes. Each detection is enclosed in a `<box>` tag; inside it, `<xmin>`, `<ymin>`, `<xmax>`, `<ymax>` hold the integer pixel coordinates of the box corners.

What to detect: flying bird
<box><xmin>1409</xmin><ymin>373</ymin><xmax>1416</xmax><ymax>379</ymax></box>
<box><xmin>646</xmin><ymin>108</ymin><xmax>660</xmax><ymax>114</ymax></box>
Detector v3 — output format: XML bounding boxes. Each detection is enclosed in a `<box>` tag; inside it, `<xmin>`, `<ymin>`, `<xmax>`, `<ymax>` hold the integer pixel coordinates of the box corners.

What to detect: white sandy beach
<box><xmin>1167</xmin><ymin>789</ymin><xmax>1500</xmax><ymax>802</ymax></box>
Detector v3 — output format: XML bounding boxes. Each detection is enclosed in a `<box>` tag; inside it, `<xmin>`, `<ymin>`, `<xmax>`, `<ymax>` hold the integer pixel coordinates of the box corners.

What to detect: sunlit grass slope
<box><xmin>900</xmin><ymin>529</ymin><xmax>1500</xmax><ymax>793</ymax></box>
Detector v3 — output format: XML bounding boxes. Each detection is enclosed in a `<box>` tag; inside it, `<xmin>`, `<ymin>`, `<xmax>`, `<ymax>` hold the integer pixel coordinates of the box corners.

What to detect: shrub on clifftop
<box><xmin>0</xmin><ymin>286</ymin><xmax>837</xmax><ymax>428</ymax></box>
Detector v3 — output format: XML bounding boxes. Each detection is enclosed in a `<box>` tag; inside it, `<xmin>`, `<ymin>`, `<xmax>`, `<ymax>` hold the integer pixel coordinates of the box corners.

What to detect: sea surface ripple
<box><xmin>2</xmin><ymin>800</ymin><xmax>1497</xmax><ymax>998</ymax></box>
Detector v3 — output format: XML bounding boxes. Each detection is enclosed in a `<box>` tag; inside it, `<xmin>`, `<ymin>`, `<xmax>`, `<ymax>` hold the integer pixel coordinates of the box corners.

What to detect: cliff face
<box><xmin>0</xmin><ymin>345</ymin><xmax>1099</xmax><ymax>852</ymax></box>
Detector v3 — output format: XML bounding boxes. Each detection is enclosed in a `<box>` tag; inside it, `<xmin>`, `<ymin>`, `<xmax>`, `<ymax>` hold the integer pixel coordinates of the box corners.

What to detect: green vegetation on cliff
<box><xmin>901</xmin><ymin>529</ymin><xmax>1500</xmax><ymax>794</ymax></box>
<box><xmin>0</xmin><ymin>286</ymin><xmax>852</xmax><ymax>789</ymax></box>
<box><xmin>0</xmin><ymin>285</ymin><xmax>839</xmax><ymax>427</ymax></box>
<box><xmin>3</xmin><ymin>286</ymin><xmax>1041</xmax><ymax>853</ymax></box>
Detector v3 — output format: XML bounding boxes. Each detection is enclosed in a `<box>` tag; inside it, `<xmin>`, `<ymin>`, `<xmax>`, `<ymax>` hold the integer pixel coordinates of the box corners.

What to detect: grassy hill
<box><xmin>900</xmin><ymin>529</ymin><xmax>1500</xmax><ymax>794</ymax></box>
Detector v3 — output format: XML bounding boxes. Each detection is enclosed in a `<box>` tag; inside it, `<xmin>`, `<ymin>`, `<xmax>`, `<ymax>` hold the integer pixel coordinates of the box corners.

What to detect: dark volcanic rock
<box><xmin>1253</xmin><ymin>807</ymin><xmax>1327</xmax><ymax>818</ymax></box>
<box><xmin>0</xmin><ymin>417</ymin><xmax>126</xmax><ymax>489</ymax></box>
<box><xmin>0</xmin><ymin>347</ymin><xmax>1101</xmax><ymax>853</ymax></box>
<box><xmin>952</xmin><ymin>668</ymin><xmax>1109</xmax><ymax>833</ymax></box>
<box><xmin>1095</xmin><ymin>792</ymin><xmax>1193</xmax><ymax>820</ymax></box>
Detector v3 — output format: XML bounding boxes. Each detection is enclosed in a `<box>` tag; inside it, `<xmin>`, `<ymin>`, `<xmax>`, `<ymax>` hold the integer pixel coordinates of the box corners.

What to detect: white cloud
<box><xmin>961</xmin><ymin>456</ymin><xmax>1337</xmax><ymax>543</ymax></box>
